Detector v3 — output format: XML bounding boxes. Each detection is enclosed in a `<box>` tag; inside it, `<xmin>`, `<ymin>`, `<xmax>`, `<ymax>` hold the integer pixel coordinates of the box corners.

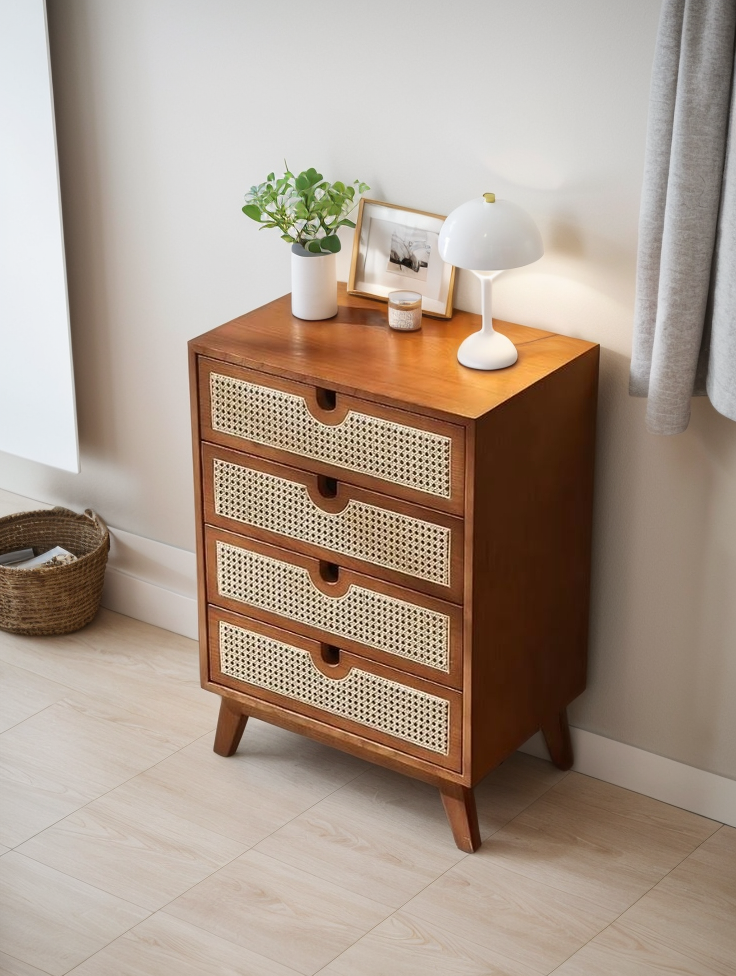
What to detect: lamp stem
<box><xmin>476</xmin><ymin>272</ymin><xmax>496</xmax><ymax>336</ymax></box>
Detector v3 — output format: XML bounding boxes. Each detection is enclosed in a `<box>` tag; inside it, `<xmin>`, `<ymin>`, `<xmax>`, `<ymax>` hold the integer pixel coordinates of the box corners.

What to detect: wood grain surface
<box><xmin>189</xmin><ymin>285</ymin><xmax>594</xmax><ymax>422</ymax></box>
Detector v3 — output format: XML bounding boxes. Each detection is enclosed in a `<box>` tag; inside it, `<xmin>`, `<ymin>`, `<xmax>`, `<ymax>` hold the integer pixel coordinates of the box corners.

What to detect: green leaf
<box><xmin>242</xmin><ymin>205</ymin><xmax>263</xmax><ymax>221</ymax></box>
<box><xmin>281</xmin><ymin>234</ymin><xmax>296</xmax><ymax>243</ymax></box>
<box><xmin>337</xmin><ymin>218</ymin><xmax>356</xmax><ymax>228</ymax></box>
<box><xmin>267</xmin><ymin>172</ymin><xmax>275</xmax><ymax>181</ymax></box>
<box><xmin>306</xmin><ymin>240</ymin><xmax>322</xmax><ymax>253</ymax></box>
<box><xmin>321</xmin><ymin>235</ymin><xmax>341</xmax><ymax>253</ymax></box>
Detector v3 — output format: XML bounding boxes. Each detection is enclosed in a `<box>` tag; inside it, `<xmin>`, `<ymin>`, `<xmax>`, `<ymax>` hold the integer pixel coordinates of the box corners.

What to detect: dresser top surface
<box><xmin>190</xmin><ymin>286</ymin><xmax>598</xmax><ymax>421</ymax></box>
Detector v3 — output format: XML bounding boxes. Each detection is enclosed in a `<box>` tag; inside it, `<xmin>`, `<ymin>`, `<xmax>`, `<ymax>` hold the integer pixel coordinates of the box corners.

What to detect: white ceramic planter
<box><xmin>291</xmin><ymin>244</ymin><xmax>338</xmax><ymax>320</ymax></box>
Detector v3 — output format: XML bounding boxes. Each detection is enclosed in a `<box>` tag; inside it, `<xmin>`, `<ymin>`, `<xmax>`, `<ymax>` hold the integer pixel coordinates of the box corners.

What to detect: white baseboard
<box><xmin>100</xmin><ymin>524</ymin><xmax>198</xmax><ymax>640</ymax></box>
<box><xmin>101</xmin><ymin>567</ymin><xmax>198</xmax><ymax>640</ymax></box>
<box><xmin>521</xmin><ymin>729</ymin><xmax>736</xmax><ymax>828</ymax></box>
<box><xmin>1</xmin><ymin>488</ymin><xmax>733</xmax><ymax>827</ymax></box>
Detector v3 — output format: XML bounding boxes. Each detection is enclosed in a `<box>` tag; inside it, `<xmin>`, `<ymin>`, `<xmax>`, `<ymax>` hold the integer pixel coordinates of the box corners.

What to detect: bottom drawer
<box><xmin>208</xmin><ymin>607</ymin><xmax>462</xmax><ymax>772</ymax></box>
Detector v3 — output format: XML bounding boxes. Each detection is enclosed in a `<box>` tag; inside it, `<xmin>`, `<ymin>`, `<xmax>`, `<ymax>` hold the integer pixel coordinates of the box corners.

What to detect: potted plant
<box><xmin>242</xmin><ymin>165</ymin><xmax>369</xmax><ymax>320</ymax></box>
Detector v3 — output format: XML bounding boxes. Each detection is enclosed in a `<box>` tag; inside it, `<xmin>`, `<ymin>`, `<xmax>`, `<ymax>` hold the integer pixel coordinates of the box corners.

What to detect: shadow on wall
<box><xmin>571</xmin><ymin>346</ymin><xmax>735</xmax><ymax>776</ymax></box>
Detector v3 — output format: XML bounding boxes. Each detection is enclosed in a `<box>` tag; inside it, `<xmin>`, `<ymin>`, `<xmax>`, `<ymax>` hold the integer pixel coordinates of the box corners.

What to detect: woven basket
<box><xmin>0</xmin><ymin>508</ymin><xmax>109</xmax><ymax>636</ymax></box>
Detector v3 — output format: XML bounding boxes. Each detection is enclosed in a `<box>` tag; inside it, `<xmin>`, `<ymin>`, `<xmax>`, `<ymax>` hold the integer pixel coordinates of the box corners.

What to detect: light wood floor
<box><xmin>0</xmin><ymin>609</ymin><xmax>733</xmax><ymax>976</ymax></box>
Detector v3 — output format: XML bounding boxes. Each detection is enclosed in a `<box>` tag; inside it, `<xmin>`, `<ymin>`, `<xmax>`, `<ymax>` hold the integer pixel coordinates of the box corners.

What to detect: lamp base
<box><xmin>457</xmin><ymin>328</ymin><xmax>518</xmax><ymax>370</ymax></box>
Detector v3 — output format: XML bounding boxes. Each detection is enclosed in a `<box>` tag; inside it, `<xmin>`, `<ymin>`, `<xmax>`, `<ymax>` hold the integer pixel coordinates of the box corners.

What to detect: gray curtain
<box><xmin>631</xmin><ymin>0</ymin><xmax>736</xmax><ymax>433</ymax></box>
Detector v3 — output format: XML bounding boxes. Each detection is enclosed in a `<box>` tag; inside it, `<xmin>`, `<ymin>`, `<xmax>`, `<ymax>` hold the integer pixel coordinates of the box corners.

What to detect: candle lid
<box><xmin>388</xmin><ymin>290</ymin><xmax>422</xmax><ymax>306</ymax></box>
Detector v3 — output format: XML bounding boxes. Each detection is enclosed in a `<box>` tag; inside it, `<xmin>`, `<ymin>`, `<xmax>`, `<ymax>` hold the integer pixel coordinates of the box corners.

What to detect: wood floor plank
<box><xmin>0</xmin><ymin>950</ymin><xmax>52</xmax><ymax>976</ymax></box>
<box><xmin>552</xmin><ymin>918</ymin><xmax>732</xmax><ymax>976</ymax></box>
<box><xmin>0</xmin><ymin>617</ymin><xmax>219</xmax><ymax>746</ymax></box>
<box><xmin>255</xmin><ymin>765</ymin><xmax>466</xmax><ymax>907</ymax></box>
<box><xmin>403</xmin><ymin>856</ymin><xmax>611</xmax><ymax>973</ymax></box>
<box><xmin>0</xmin><ymin>609</ymin><xmax>197</xmax><ymax>691</ymax></box>
<box><xmin>469</xmin><ymin>771</ymin><xmax>719</xmax><ymax>915</ymax></box>
<box><xmin>321</xmin><ymin>911</ymin><xmax>542</xmax><ymax>976</ymax></box>
<box><xmin>0</xmin><ymin>852</ymin><xmax>148</xmax><ymax>976</ymax></box>
<box><xmin>163</xmin><ymin>849</ymin><xmax>391</xmax><ymax>975</ymax></box>
<box><xmin>66</xmin><ymin>912</ymin><xmax>302</xmax><ymax>976</ymax></box>
<box><xmin>111</xmin><ymin>729</ymin><xmax>367</xmax><ymax>849</ymax></box>
<box><xmin>226</xmin><ymin>715</ymin><xmax>368</xmax><ymax>787</ymax></box>
<box><xmin>0</xmin><ymin>660</ymin><xmax>72</xmax><ymax>733</ymax></box>
<box><xmin>474</xmin><ymin>753</ymin><xmax>569</xmax><ymax>835</ymax></box>
<box><xmin>17</xmin><ymin>786</ymin><xmax>247</xmax><ymax>911</ymax></box>
<box><xmin>254</xmin><ymin>752</ymin><xmax>565</xmax><ymax>909</ymax></box>
<box><xmin>593</xmin><ymin>825</ymin><xmax>736</xmax><ymax>975</ymax></box>
<box><xmin>0</xmin><ymin>692</ymin><xmax>188</xmax><ymax>847</ymax></box>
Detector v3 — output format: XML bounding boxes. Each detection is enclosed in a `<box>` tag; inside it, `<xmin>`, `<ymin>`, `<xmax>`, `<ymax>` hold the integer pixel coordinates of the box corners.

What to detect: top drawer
<box><xmin>198</xmin><ymin>358</ymin><xmax>464</xmax><ymax>515</ymax></box>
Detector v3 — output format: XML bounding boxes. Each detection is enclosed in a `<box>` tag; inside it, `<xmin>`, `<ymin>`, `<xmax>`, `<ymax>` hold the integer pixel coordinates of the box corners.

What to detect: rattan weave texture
<box><xmin>213</xmin><ymin>459</ymin><xmax>452</xmax><ymax>585</ymax></box>
<box><xmin>219</xmin><ymin>620</ymin><xmax>451</xmax><ymax>754</ymax></box>
<box><xmin>210</xmin><ymin>372</ymin><xmax>453</xmax><ymax>498</ymax></box>
<box><xmin>215</xmin><ymin>540</ymin><xmax>451</xmax><ymax>671</ymax></box>
<box><xmin>0</xmin><ymin>508</ymin><xmax>109</xmax><ymax>635</ymax></box>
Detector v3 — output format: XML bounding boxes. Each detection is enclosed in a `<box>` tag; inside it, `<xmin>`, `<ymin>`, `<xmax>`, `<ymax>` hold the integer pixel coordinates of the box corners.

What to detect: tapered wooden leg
<box><xmin>541</xmin><ymin>708</ymin><xmax>574</xmax><ymax>770</ymax></box>
<box><xmin>213</xmin><ymin>697</ymin><xmax>248</xmax><ymax>757</ymax></box>
<box><xmin>440</xmin><ymin>784</ymin><xmax>481</xmax><ymax>852</ymax></box>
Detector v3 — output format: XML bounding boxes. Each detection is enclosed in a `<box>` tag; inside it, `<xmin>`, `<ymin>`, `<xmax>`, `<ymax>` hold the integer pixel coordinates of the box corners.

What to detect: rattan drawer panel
<box><xmin>202</xmin><ymin>445</ymin><xmax>464</xmax><ymax>602</ymax></box>
<box><xmin>209</xmin><ymin>608</ymin><xmax>462</xmax><ymax>771</ymax></box>
<box><xmin>205</xmin><ymin>528</ymin><xmax>463</xmax><ymax>687</ymax></box>
<box><xmin>199</xmin><ymin>358</ymin><xmax>464</xmax><ymax>515</ymax></box>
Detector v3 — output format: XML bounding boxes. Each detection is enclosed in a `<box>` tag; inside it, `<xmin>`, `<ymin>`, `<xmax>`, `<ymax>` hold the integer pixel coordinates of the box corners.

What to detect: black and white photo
<box><xmin>348</xmin><ymin>200</ymin><xmax>455</xmax><ymax>318</ymax></box>
<box><xmin>386</xmin><ymin>224</ymin><xmax>438</xmax><ymax>282</ymax></box>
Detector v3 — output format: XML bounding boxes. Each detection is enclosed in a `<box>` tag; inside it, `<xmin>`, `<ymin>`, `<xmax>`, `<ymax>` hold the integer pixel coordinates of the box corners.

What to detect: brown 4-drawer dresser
<box><xmin>189</xmin><ymin>286</ymin><xmax>599</xmax><ymax>851</ymax></box>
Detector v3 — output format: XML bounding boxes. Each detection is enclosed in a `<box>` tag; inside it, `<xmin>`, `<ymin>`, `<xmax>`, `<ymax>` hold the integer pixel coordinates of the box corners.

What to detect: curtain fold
<box><xmin>630</xmin><ymin>0</ymin><xmax>736</xmax><ymax>433</ymax></box>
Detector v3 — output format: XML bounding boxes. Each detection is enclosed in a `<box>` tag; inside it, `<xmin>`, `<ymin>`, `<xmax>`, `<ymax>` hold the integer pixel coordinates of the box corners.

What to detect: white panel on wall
<box><xmin>0</xmin><ymin>0</ymin><xmax>78</xmax><ymax>472</ymax></box>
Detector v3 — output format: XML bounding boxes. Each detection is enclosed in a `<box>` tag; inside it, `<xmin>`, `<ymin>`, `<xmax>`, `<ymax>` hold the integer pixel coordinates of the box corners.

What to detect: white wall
<box><xmin>2</xmin><ymin>0</ymin><xmax>735</xmax><ymax>781</ymax></box>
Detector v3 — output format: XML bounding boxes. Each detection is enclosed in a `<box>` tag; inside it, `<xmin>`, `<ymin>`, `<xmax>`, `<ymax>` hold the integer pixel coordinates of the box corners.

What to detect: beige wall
<box><xmin>3</xmin><ymin>0</ymin><xmax>735</xmax><ymax>780</ymax></box>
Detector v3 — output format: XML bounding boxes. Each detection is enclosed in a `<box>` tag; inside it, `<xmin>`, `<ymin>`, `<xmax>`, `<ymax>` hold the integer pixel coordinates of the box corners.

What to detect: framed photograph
<box><xmin>348</xmin><ymin>199</ymin><xmax>456</xmax><ymax>318</ymax></box>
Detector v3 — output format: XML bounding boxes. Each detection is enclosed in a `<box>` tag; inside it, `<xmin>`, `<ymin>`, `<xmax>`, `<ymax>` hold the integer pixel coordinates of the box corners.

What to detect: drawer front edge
<box><xmin>199</xmin><ymin>358</ymin><xmax>465</xmax><ymax>514</ymax></box>
<box><xmin>209</xmin><ymin>608</ymin><xmax>462</xmax><ymax>772</ymax></box>
<box><xmin>206</xmin><ymin>529</ymin><xmax>463</xmax><ymax>686</ymax></box>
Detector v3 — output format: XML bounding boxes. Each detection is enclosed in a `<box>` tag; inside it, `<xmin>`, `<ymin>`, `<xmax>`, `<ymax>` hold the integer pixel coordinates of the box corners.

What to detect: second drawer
<box><xmin>205</xmin><ymin>528</ymin><xmax>463</xmax><ymax>688</ymax></box>
<box><xmin>202</xmin><ymin>444</ymin><xmax>464</xmax><ymax>602</ymax></box>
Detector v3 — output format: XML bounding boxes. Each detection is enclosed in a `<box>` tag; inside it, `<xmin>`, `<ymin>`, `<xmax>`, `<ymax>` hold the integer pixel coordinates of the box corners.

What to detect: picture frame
<box><xmin>348</xmin><ymin>199</ymin><xmax>456</xmax><ymax>319</ymax></box>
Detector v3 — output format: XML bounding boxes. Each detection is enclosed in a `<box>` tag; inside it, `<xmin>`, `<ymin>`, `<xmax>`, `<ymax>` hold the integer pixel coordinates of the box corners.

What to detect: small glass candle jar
<box><xmin>387</xmin><ymin>291</ymin><xmax>422</xmax><ymax>332</ymax></box>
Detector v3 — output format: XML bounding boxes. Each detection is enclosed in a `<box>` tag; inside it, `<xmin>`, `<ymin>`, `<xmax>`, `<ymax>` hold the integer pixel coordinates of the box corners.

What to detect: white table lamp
<box><xmin>438</xmin><ymin>193</ymin><xmax>544</xmax><ymax>370</ymax></box>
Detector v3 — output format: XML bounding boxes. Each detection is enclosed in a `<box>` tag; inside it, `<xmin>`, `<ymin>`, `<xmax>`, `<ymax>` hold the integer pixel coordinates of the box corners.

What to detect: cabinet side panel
<box><xmin>469</xmin><ymin>347</ymin><xmax>599</xmax><ymax>781</ymax></box>
<box><xmin>188</xmin><ymin>345</ymin><xmax>209</xmax><ymax>685</ymax></box>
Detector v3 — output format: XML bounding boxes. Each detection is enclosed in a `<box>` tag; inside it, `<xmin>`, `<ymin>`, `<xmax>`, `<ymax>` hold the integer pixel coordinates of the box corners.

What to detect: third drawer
<box><xmin>205</xmin><ymin>527</ymin><xmax>463</xmax><ymax>689</ymax></box>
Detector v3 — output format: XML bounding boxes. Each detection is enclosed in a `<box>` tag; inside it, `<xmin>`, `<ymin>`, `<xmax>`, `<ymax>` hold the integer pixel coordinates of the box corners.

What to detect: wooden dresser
<box><xmin>189</xmin><ymin>286</ymin><xmax>599</xmax><ymax>851</ymax></box>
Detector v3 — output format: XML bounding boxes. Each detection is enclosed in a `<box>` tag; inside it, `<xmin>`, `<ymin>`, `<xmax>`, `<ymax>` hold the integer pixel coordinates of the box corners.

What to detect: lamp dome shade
<box><xmin>438</xmin><ymin>196</ymin><xmax>544</xmax><ymax>271</ymax></box>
